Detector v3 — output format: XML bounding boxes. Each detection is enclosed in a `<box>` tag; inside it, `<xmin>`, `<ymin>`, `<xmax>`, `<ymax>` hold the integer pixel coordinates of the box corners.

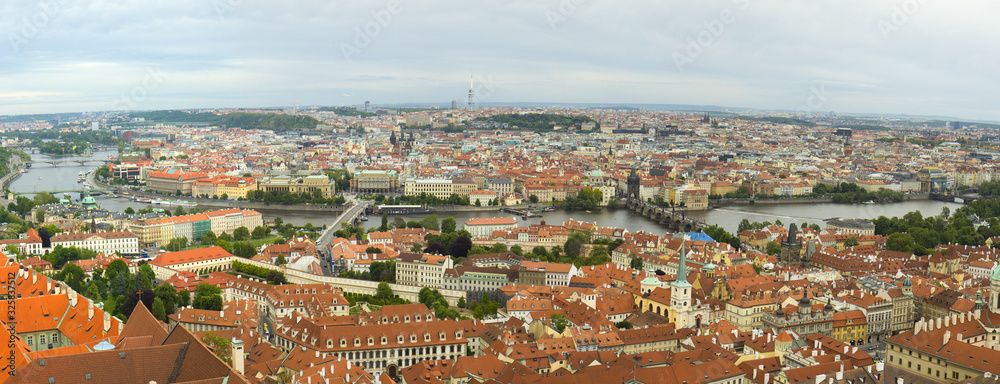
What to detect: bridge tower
<box><xmin>627</xmin><ymin>168</ymin><xmax>641</xmax><ymax>201</ymax></box>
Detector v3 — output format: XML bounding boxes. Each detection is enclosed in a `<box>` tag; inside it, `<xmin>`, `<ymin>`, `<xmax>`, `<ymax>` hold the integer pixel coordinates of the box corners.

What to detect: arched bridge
<box><xmin>29</xmin><ymin>159</ymin><xmax>113</xmax><ymax>166</ymax></box>
<box><xmin>627</xmin><ymin>198</ymin><xmax>705</xmax><ymax>232</ymax></box>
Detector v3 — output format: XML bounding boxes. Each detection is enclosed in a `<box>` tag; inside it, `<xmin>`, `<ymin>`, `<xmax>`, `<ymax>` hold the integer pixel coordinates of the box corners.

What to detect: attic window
<box><xmin>440</xmin><ymin>332</ymin><xmax>446</xmax><ymax>340</ymax></box>
<box><xmin>367</xmin><ymin>337</ymin><xmax>374</xmax><ymax>346</ymax></box>
<box><xmin>410</xmin><ymin>335</ymin><xmax>417</xmax><ymax>343</ymax></box>
<box><xmin>354</xmin><ymin>337</ymin><xmax>361</xmax><ymax>347</ymax></box>
<box><xmin>424</xmin><ymin>333</ymin><xmax>431</xmax><ymax>342</ymax></box>
<box><xmin>85</xmin><ymin>374</ymin><xmax>91</xmax><ymax>380</ymax></box>
<box><xmin>340</xmin><ymin>338</ymin><xmax>346</xmax><ymax>347</ymax></box>
<box><xmin>398</xmin><ymin>335</ymin><xmax>404</xmax><ymax>343</ymax></box>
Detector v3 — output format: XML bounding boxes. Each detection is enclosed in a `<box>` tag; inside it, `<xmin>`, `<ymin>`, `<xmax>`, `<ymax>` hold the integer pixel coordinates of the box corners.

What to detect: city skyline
<box><xmin>3</xmin><ymin>1</ymin><xmax>999</xmax><ymax>121</ymax></box>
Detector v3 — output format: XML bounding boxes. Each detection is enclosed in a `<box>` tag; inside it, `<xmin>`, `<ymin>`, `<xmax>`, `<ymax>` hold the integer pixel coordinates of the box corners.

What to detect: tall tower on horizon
<box><xmin>467</xmin><ymin>74</ymin><xmax>475</xmax><ymax>110</ymax></box>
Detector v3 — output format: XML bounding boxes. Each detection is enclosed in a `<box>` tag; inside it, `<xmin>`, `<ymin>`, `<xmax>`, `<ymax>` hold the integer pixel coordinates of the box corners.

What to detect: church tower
<box><xmin>671</xmin><ymin>241</ymin><xmax>692</xmax><ymax>325</ymax></box>
<box><xmin>990</xmin><ymin>265</ymin><xmax>1000</xmax><ymax>313</ymax></box>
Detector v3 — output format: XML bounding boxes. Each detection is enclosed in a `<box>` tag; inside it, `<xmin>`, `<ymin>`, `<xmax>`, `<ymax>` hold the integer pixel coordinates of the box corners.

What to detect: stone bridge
<box><xmin>627</xmin><ymin>198</ymin><xmax>705</xmax><ymax>232</ymax></box>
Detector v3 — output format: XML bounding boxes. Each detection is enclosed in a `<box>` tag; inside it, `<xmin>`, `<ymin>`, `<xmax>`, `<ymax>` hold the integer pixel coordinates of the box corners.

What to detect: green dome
<box><xmin>903</xmin><ymin>276</ymin><xmax>912</xmax><ymax>287</ymax></box>
<box><xmin>992</xmin><ymin>265</ymin><xmax>1000</xmax><ymax>281</ymax></box>
<box><xmin>641</xmin><ymin>275</ymin><xmax>660</xmax><ymax>286</ymax></box>
<box><xmin>704</xmin><ymin>263</ymin><xmax>716</xmax><ymax>271</ymax></box>
<box><xmin>588</xmin><ymin>169</ymin><xmax>604</xmax><ymax>178</ymax></box>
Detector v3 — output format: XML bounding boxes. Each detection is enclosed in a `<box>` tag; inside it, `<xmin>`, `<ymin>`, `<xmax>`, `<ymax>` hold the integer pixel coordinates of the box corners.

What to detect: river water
<box><xmin>11</xmin><ymin>150</ymin><xmax>963</xmax><ymax>235</ymax></box>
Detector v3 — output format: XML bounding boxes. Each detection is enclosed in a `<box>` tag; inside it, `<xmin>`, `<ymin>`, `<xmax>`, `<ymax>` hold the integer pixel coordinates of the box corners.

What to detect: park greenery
<box><xmin>472</xmin><ymin>113</ymin><xmax>599</xmax><ymax>132</ymax></box>
<box><xmin>36</xmin><ymin>140</ymin><xmax>90</xmax><ymax>155</ymax></box>
<box><xmin>244</xmin><ymin>189</ymin><xmax>347</xmax><ymax>206</ymax></box>
<box><xmin>232</xmin><ymin>260</ymin><xmax>288</xmax><ymax>285</ymax></box>
<box><xmin>338</xmin><ymin>260</ymin><xmax>396</xmax><ymax>283</ymax></box>
<box><xmin>562</xmin><ymin>187</ymin><xmax>603</xmax><ymax>211</ymax></box>
<box><xmin>130</xmin><ymin>111</ymin><xmax>321</xmax><ymax>132</ymax></box>
<box><xmin>419</xmin><ymin>287</ymin><xmax>460</xmax><ymax>320</ymax></box>
<box><xmin>374</xmin><ymin>193</ymin><xmax>470</xmax><ymax>206</ymax></box>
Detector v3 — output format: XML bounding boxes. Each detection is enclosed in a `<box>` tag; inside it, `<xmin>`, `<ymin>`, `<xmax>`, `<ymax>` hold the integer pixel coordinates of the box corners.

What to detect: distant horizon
<box><xmin>4</xmin><ymin>102</ymin><xmax>997</xmax><ymax>126</ymax></box>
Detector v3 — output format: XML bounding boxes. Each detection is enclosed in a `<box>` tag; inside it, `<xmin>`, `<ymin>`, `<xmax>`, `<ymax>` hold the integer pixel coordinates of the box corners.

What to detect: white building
<box><xmin>463</xmin><ymin>217</ymin><xmax>518</xmax><ymax>239</ymax></box>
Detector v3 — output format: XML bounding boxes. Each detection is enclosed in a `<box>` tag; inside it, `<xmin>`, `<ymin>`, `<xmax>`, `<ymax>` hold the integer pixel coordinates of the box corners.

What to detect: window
<box><xmin>39</xmin><ymin>335</ymin><xmax>46</xmax><ymax>345</ymax></box>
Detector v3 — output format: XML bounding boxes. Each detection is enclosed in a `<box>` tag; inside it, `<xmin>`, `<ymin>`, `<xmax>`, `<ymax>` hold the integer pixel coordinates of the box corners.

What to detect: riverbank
<box><xmin>713</xmin><ymin>192</ymin><xmax>928</xmax><ymax>206</ymax></box>
<box><xmin>91</xmin><ymin>176</ymin><xmax>351</xmax><ymax>214</ymax></box>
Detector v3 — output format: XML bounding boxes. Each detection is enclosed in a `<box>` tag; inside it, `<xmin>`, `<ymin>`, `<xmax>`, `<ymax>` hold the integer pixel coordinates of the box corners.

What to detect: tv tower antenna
<box><xmin>467</xmin><ymin>73</ymin><xmax>475</xmax><ymax>110</ymax></box>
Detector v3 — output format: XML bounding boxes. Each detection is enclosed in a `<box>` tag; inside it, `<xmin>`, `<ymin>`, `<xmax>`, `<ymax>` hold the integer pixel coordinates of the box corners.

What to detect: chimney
<box><xmin>88</xmin><ymin>300</ymin><xmax>95</xmax><ymax>320</ymax></box>
<box><xmin>944</xmin><ymin>316</ymin><xmax>950</xmax><ymax>327</ymax></box>
<box><xmin>46</xmin><ymin>279</ymin><xmax>51</xmax><ymax>294</ymax></box>
<box><xmin>943</xmin><ymin>330</ymin><xmax>951</xmax><ymax>345</ymax></box>
<box><xmin>816</xmin><ymin>374</ymin><xmax>826</xmax><ymax>384</ymax></box>
<box><xmin>956</xmin><ymin>333</ymin><xmax>963</xmax><ymax>342</ymax></box>
<box><xmin>231</xmin><ymin>338</ymin><xmax>245</xmax><ymax>374</ymax></box>
<box><xmin>68</xmin><ymin>289</ymin><xmax>78</xmax><ymax>307</ymax></box>
<box><xmin>936</xmin><ymin>318</ymin><xmax>942</xmax><ymax>329</ymax></box>
<box><xmin>844</xmin><ymin>346</ymin><xmax>849</xmax><ymax>354</ymax></box>
<box><xmin>104</xmin><ymin>311</ymin><xmax>112</xmax><ymax>333</ymax></box>
<box><xmin>32</xmin><ymin>271</ymin><xmax>37</xmax><ymax>285</ymax></box>
<box><xmin>836</xmin><ymin>369</ymin><xmax>844</xmax><ymax>381</ymax></box>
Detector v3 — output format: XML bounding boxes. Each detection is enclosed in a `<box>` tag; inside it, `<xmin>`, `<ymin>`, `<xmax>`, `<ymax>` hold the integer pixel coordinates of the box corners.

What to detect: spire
<box><xmin>677</xmin><ymin>239</ymin><xmax>688</xmax><ymax>284</ymax></box>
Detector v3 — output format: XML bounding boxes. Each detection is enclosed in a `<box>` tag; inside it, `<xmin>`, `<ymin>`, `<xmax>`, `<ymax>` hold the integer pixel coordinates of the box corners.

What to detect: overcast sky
<box><xmin>1</xmin><ymin>0</ymin><xmax>998</xmax><ymax>121</ymax></box>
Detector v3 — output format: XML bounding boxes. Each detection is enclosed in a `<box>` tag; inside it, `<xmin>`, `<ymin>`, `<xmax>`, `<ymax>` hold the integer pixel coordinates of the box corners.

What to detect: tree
<box><xmin>449</xmin><ymin>236</ymin><xmax>473</xmax><ymax>258</ymax></box>
<box><xmin>252</xmin><ymin>226</ymin><xmax>269</xmax><ymax>239</ymax></box>
<box><xmin>509</xmin><ymin>245</ymin><xmax>523</xmax><ymax>256</ymax></box>
<box><xmin>152</xmin><ymin>297</ymin><xmax>166</xmax><ymax>321</ymax></box>
<box><xmin>173</xmin><ymin>206</ymin><xmax>186</xmax><ymax>216</ymax></box>
<box><xmin>376</xmin><ymin>282</ymin><xmax>393</xmax><ymax>301</ymax></box>
<box><xmin>564</xmin><ymin>231</ymin><xmax>590</xmax><ymax>258</ymax></box>
<box><xmin>379</xmin><ymin>213</ymin><xmax>390</xmax><ymax>231</ymax></box>
<box><xmin>441</xmin><ymin>217</ymin><xmax>456</xmax><ymax>234</ymax></box>
<box><xmin>489</xmin><ymin>243</ymin><xmax>508</xmax><ymax>254</ymax></box>
<box><xmin>843</xmin><ymin>237</ymin><xmax>860</xmax><ymax>248</ymax></box>
<box><xmin>153</xmin><ymin>283</ymin><xmax>178</xmax><ymax>315</ymax></box>
<box><xmin>529</xmin><ymin>195</ymin><xmax>539</xmax><ymax>203</ymax></box>
<box><xmin>615</xmin><ymin>321</ymin><xmax>634</xmax><ymax>329</ymax></box>
<box><xmin>202</xmin><ymin>333</ymin><xmax>232</xmax><ymax>364</ymax></box>
<box><xmin>201</xmin><ymin>230</ymin><xmax>217</xmax><ymax>245</ymax></box>
<box><xmin>365</xmin><ymin>246</ymin><xmax>383</xmax><ymax>254</ymax></box>
<box><xmin>193</xmin><ymin>283</ymin><xmax>223</xmax><ymax>310</ymax></box>
<box><xmin>420</xmin><ymin>215</ymin><xmax>440</xmax><ymax>231</ymax></box>
<box><xmin>630</xmin><ymin>256</ymin><xmax>644</xmax><ymax>271</ymax></box>
<box><xmin>177</xmin><ymin>289</ymin><xmax>191</xmax><ymax>307</ymax></box>
<box><xmin>275</xmin><ymin>255</ymin><xmax>287</xmax><ymax>266</ymax></box>
<box><xmin>55</xmin><ymin>263</ymin><xmax>86</xmax><ymax>292</ymax></box>
<box><xmin>233</xmin><ymin>226</ymin><xmax>251</xmax><ymax>241</ymax></box>
<box><xmin>766</xmin><ymin>241</ymin><xmax>782</xmax><ymax>256</ymax></box>
<box><xmin>457</xmin><ymin>297</ymin><xmax>466</xmax><ymax>308</ymax></box>
<box><xmin>886</xmin><ymin>232</ymin><xmax>916</xmax><ymax>254</ymax></box>
<box><xmin>119</xmin><ymin>289</ymin><xmax>154</xmax><ymax>318</ymax></box>
<box><xmin>550</xmin><ymin>313</ymin><xmax>569</xmax><ymax>333</ymax></box>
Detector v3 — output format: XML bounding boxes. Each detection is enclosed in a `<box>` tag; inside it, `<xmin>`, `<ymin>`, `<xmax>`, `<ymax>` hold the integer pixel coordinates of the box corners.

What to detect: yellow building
<box><xmin>192</xmin><ymin>176</ymin><xmax>258</xmax><ymax>199</ymax></box>
<box><xmin>259</xmin><ymin>175</ymin><xmax>335</xmax><ymax>199</ymax></box>
<box><xmin>832</xmin><ymin>310</ymin><xmax>868</xmax><ymax>346</ymax></box>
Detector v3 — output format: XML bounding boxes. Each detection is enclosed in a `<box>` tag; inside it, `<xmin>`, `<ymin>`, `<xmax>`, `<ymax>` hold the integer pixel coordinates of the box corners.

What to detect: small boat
<box><xmin>862</xmin><ymin>200</ymin><xmax>875</xmax><ymax>204</ymax></box>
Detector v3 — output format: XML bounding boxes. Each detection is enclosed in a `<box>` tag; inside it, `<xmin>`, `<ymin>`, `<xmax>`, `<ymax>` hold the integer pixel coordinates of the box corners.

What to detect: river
<box><xmin>10</xmin><ymin>149</ymin><xmax>963</xmax><ymax>235</ymax></box>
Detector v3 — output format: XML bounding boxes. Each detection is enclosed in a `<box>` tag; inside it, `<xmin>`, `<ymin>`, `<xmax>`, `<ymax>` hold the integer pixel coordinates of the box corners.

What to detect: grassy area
<box><xmin>250</xmin><ymin>235</ymin><xmax>282</xmax><ymax>247</ymax></box>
